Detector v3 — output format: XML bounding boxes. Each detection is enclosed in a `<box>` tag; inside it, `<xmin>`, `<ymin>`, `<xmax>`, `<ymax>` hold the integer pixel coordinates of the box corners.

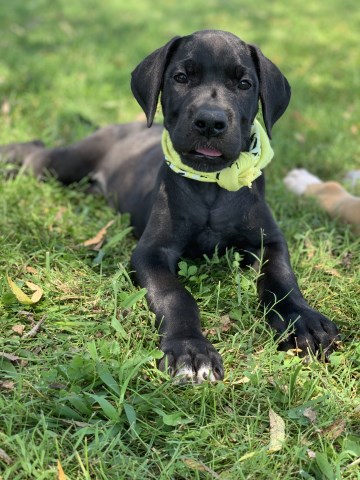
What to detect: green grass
<box><xmin>1</xmin><ymin>0</ymin><xmax>359</xmax><ymax>479</ymax></box>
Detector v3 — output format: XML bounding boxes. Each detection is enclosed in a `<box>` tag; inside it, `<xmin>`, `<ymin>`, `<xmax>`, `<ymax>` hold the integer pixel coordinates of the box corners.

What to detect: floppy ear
<box><xmin>249</xmin><ymin>45</ymin><xmax>291</xmax><ymax>138</ymax></box>
<box><xmin>131</xmin><ymin>36</ymin><xmax>181</xmax><ymax>127</ymax></box>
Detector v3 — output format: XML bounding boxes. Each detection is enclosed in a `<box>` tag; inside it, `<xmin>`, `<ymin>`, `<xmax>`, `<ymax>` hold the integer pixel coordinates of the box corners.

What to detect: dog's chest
<box><xmin>184</xmin><ymin>193</ymin><xmax>250</xmax><ymax>257</ymax></box>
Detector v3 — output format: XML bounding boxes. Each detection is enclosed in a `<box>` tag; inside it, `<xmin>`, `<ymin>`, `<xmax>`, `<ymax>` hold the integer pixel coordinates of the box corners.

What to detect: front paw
<box><xmin>269</xmin><ymin>308</ymin><xmax>340</xmax><ymax>357</ymax></box>
<box><xmin>158</xmin><ymin>334</ymin><xmax>224</xmax><ymax>383</ymax></box>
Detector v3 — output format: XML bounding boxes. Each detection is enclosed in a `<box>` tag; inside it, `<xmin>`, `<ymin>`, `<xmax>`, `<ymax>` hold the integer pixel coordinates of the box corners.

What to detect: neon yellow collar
<box><xmin>161</xmin><ymin>119</ymin><xmax>273</xmax><ymax>191</ymax></box>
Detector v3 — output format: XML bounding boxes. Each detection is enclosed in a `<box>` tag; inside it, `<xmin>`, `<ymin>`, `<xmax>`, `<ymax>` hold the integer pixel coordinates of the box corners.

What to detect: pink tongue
<box><xmin>196</xmin><ymin>147</ymin><xmax>223</xmax><ymax>157</ymax></box>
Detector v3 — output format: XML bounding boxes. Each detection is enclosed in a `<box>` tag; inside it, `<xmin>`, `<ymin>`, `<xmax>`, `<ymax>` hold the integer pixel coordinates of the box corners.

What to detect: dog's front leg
<box><xmin>258</xmin><ymin>235</ymin><xmax>339</xmax><ymax>356</ymax></box>
<box><xmin>131</xmin><ymin>244</ymin><xmax>224</xmax><ymax>382</ymax></box>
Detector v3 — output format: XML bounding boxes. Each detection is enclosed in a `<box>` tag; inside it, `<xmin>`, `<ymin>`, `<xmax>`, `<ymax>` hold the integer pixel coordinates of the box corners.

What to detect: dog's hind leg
<box><xmin>0</xmin><ymin>122</ymin><xmax>147</xmax><ymax>184</ymax></box>
<box><xmin>0</xmin><ymin>140</ymin><xmax>45</xmax><ymax>177</ymax></box>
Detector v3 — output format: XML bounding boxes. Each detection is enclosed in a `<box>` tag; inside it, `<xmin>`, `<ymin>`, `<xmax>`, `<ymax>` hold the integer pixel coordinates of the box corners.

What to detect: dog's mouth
<box><xmin>181</xmin><ymin>145</ymin><xmax>233</xmax><ymax>172</ymax></box>
<box><xmin>181</xmin><ymin>147</ymin><xmax>235</xmax><ymax>173</ymax></box>
<box><xmin>192</xmin><ymin>147</ymin><xmax>224</xmax><ymax>158</ymax></box>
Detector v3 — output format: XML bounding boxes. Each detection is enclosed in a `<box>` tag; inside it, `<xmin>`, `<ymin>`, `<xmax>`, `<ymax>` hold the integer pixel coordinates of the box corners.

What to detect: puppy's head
<box><xmin>131</xmin><ymin>30</ymin><xmax>291</xmax><ymax>172</ymax></box>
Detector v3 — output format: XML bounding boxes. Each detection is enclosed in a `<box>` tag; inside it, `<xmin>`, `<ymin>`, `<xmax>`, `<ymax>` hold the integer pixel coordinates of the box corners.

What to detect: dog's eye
<box><xmin>238</xmin><ymin>80</ymin><xmax>252</xmax><ymax>90</ymax></box>
<box><xmin>173</xmin><ymin>73</ymin><xmax>188</xmax><ymax>84</ymax></box>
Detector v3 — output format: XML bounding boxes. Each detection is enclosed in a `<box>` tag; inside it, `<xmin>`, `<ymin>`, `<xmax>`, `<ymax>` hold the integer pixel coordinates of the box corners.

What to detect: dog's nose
<box><xmin>193</xmin><ymin>109</ymin><xmax>228</xmax><ymax>137</ymax></box>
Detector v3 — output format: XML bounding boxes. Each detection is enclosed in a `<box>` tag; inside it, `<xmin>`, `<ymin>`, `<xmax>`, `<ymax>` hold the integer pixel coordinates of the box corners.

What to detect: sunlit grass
<box><xmin>1</xmin><ymin>0</ymin><xmax>359</xmax><ymax>478</ymax></box>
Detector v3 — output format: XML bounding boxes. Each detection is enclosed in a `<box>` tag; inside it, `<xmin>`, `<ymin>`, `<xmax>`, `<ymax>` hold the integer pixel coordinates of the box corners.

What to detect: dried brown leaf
<box><xmin>322</xmin><ymin>418</ymin><xmax>346</xmax><ymax>440</ymax></box>
<box><xmin>12</xmin><ymin>324</ymin><xmax>25</xmax><ymax>336</ymax></box>
<box><xmin>182</xmin><ymin>458</ymin><xmax>221</xmax><ymax>479</ymax></box>
<box><xmin>203</xmin><ymin>315</ymin><xmax>234</xmax><ymax>336</ymax></box>
<box><xmin>0</xmin><ymin>351</ymin><xmax>28</xmax><ymax>366</ymax></box>
<box><xmin>25</xmin><ymin>266</ymin><xmax>38</xmax><ymax>274</ymax></box>
<box><xmin>0</xmin><ymin>380</ymin><xmax>15</xmax><ymax>391</ymax></box>
<box><xmin>81</xmin><ymin>219</ymin><xmax>115</xmax><ymax>249</ymax></box>
<box><xmin>0</xmin><ymin>352</ymin><xmax>22</xmax><ymax>363</ymax></box>
<box><xmin>220</xmin><ymin>314</ymin><xmax>233</xmax><ymax>332</ymax></box>
<box><xmin>314</xmin><ymin>265</ymin><xmax>341</xmax><ymax>277</ymax></box>
<box><xmin>303</xmin><ymin>407</ymin><xmax>317</xmax><ymax>423</ymax></box>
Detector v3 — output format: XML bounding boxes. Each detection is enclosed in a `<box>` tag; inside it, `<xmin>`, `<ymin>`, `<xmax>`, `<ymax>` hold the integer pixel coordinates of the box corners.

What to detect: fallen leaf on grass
<box><xmin>182</xmin><ymin>458</ymin><xmax>221</xmax><ymax>479</ymax></box>
<box><xmin>12</xmin><ymin>324</ymin><xmax>25</xmax><ymax>336</ymax></box>
<box><xmin>0</xmin><ymin>447</ymin><xmax>13</xmax><ymax>465</ymax></box>
<box><xmin>0</xmin><ymin>351</ymin><xmax>29</xmax><ymax>366</ymax></box>
<box><xmin>204</xmin><ymin>315</ymin><xmax>234</xmax><ymax>336</ymax></box>
<box><xmin>314</xmin><ymin>265</ymin><xmax>341</xmax><ymax>277</ymax></box>
<box><xmin>25</xmin><ymin>266</ymin><xmax>38</xmax><ymax>274</ymax></box>
<box><xmin>303</xmin><ymin>407</ymin><xmax>317</xmax><ymax>423</ymax></box>
<box><xmin>321</xmin><ymin>418</ymin><xmax>346</xmax><ymax>440</ymax></box>
<box><xmin>0</xmin><ymin>352</ymin><xmax>22</xmax><ymax>363</ymax></box>
<box><xmin>80</xmin><ymin>219</ymin><xmax>115</xmax><ymax>249</ymax></box>
<box><xmin>7</xmin><ymin>276</ymin><xmax>43</xmax><ymax>305</ymax></box>
<box><xmin>57</xmin><ymin>460</ymin><xmax>67</xmax><ymax>480</ymax></box>
<box><xmin>220</xmin><ymin>315</ymin><xmax>233</xmax><ymax>332</ymax></box>
<box><xmin>26</xmin><ymin>281</ymin><xmax>44</xmax><ymax>302</ymax></box>
<box><xmin>268</xmin><ymin>409</ymin><xmax>286</xmax><ymax>452</ymax></box>
<box><xmin>0</xmin><ymin>380</ymin><xmax>15</xmax><ymax>391</ymax></box>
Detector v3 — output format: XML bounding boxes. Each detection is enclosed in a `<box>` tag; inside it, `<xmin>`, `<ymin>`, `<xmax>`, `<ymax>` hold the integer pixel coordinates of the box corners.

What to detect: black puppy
<box><xmin>1</xmin><ymin>30</ymin><xmax>339</xmax><ymax>382</ymax></box>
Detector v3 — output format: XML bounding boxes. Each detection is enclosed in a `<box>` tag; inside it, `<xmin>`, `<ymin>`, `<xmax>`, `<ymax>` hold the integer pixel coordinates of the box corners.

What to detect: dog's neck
<box><xmin>162</xmin><ymin>120</ymin><xmax>274</xmax><ymax>192</ymax></box>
